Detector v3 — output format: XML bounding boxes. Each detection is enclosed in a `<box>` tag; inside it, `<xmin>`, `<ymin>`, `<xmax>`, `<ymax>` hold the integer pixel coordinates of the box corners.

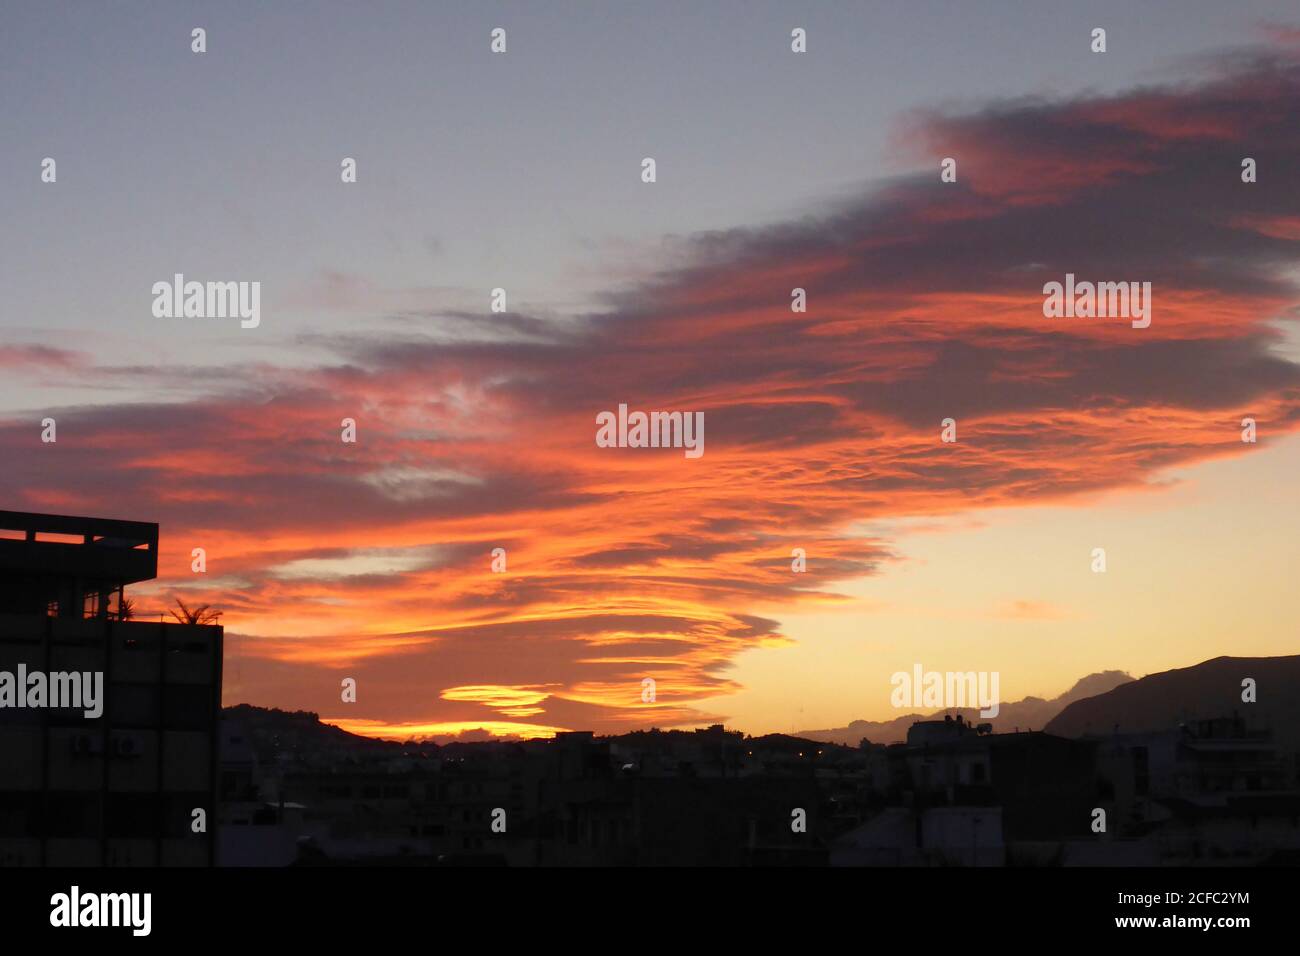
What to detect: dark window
<box><xmin>43</xmin><ymin>794</ymin><xmax>103</xmax><ymax>838</ymax></box>
<box><xmin>162</xmin><ymin>685</ymin><xmax>212</xmax><ymax>730</ymax></box>
<box><xmin>106</xmin><ymin>794</ymin><xmax>161</xmax><ymax>837</ymax></box>
<box><xmin>0</xmin><ymin>792</ymin><xmax>41</xmax><ymax>836</ymax></box>
<box><xmin>110</xmin><ymin>684</ymin><xmax>160</xmax><ymax>726</ymax></box>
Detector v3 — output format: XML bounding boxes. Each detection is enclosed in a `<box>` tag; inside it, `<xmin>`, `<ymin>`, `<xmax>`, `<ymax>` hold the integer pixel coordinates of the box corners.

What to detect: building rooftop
<box><xmin>0</xmin><ymin>509</ymin><xmax>159</xmax><ymax>615</ymax></box>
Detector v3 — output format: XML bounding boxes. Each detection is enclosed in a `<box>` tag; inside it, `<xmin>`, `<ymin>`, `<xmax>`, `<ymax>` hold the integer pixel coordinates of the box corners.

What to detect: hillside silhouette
<box><xmin>1045</xmin><ymin>655</ymin><xmax>1300</xmax><ymax>749</ymax></box>
<box><xmin>797</xmin><ymin>670</ymin><xmax>1133</xmax><ymax>745</ymax></box>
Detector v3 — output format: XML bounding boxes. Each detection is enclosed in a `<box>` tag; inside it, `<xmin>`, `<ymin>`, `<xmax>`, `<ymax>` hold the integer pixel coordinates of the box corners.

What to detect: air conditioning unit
<box><xmin>70</xmin><ymin>734</ymin><xmax>104</xmax><ymax>755</ymax></box>
<box><xmin>113</xmin><ymin>734</ymin><xmax>144</xmax><ymax>758</ymax></box>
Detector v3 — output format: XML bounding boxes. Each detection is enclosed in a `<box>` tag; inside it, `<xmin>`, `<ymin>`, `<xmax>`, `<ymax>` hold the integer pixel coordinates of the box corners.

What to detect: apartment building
<box><xmin>0</xmin><ymin>510</ymin><xmax>221</xmax><ymax>866</ymax></box>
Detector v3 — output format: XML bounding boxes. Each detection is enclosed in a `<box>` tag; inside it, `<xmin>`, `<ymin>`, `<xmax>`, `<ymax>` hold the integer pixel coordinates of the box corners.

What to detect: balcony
<box><xmin>0</xmin><ymin>511</ymin><xmax>158</xmax><ymax>584</ymax></box>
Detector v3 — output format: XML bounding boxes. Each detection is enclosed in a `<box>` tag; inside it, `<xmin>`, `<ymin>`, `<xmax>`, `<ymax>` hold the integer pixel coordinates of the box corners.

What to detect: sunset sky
<box><xmin>2</xmin><ymin>3</ymin><xmax>1298</xmax><ymax>739</ymax></box>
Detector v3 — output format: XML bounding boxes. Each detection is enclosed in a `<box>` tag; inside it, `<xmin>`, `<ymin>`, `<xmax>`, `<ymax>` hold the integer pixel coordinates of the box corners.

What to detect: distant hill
<box><xmin>222</xmin><ymin>703</ymin><xmax>408</xmax><ymax>763</ymax></box>
<box><xmin>797</xmin><ymin>670</ymin><xmax>1134</xmax><ymax>745</ymax></box>
<box><xmin>1045</xmin><ymin>655</ymin><xmax>1300</xmax><ymax>752</ymax></box>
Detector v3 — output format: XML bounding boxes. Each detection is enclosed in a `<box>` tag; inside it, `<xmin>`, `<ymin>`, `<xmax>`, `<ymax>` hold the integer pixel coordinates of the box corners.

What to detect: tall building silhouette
<box><xmin>0</xmin><ymin>511</ymin><xmax>221</xmax><ymax>865</ymax></box>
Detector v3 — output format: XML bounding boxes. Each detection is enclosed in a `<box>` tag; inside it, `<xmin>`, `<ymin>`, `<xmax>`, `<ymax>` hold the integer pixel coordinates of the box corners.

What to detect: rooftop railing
<box><xmin>0</xmin><ymin>510</ymin><xmax>159</xmax><ymax>585</ymax></box>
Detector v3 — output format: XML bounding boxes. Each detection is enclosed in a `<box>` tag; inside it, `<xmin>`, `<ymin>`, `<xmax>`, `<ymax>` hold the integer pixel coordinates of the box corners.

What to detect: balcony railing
<box><xmin>0</xmin><ymin>510</ymin><xmax>158</xmax><ymax>585</ymax></box>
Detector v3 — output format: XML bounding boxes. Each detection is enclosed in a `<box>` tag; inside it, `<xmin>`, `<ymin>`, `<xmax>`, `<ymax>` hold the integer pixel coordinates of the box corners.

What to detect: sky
<box><xmin>2</xmin><ymin>2</ymin><xmax>1298</xmax><ymax>739</ymax></box>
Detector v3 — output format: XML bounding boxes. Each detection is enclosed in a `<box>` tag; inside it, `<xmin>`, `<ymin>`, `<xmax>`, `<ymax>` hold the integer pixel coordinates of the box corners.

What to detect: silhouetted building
<box><xmin>1082</xmin><ymin>715</ymin><xmax>1300</xmax><ymax>863</ymax></box>
<box><xmin>829</xmin><ymin>719</ymin><xmax>1099</xmax><ymax>865</ymax></box>
<box><xmin>0</xmin><ymin>510</ymin><xmax>221</xmax><ymax>865</ymax></box>
<box><xmin>830</xmin><ymin>806</ymin><xmax>1004</xmax><ymax>866</ymax></box>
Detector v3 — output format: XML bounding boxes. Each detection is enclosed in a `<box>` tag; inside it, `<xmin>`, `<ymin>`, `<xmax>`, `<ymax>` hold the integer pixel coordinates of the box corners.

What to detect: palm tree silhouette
<box><xmin>168</xmin><ymin>598</ymin><xmax>222</xmax><ymax>625</ymax></box>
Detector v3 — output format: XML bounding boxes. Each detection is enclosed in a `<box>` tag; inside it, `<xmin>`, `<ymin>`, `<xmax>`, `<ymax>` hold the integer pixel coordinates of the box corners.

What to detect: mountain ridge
<box><xmin>1045</xmin><ymin>655</ymin><xmax>1300</xmax><ymax>751</ymax></box>
<box><xmin>796</xmin><ymin>669</ymin><xmax>1134</xmax><ymax>745</ymax></box>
